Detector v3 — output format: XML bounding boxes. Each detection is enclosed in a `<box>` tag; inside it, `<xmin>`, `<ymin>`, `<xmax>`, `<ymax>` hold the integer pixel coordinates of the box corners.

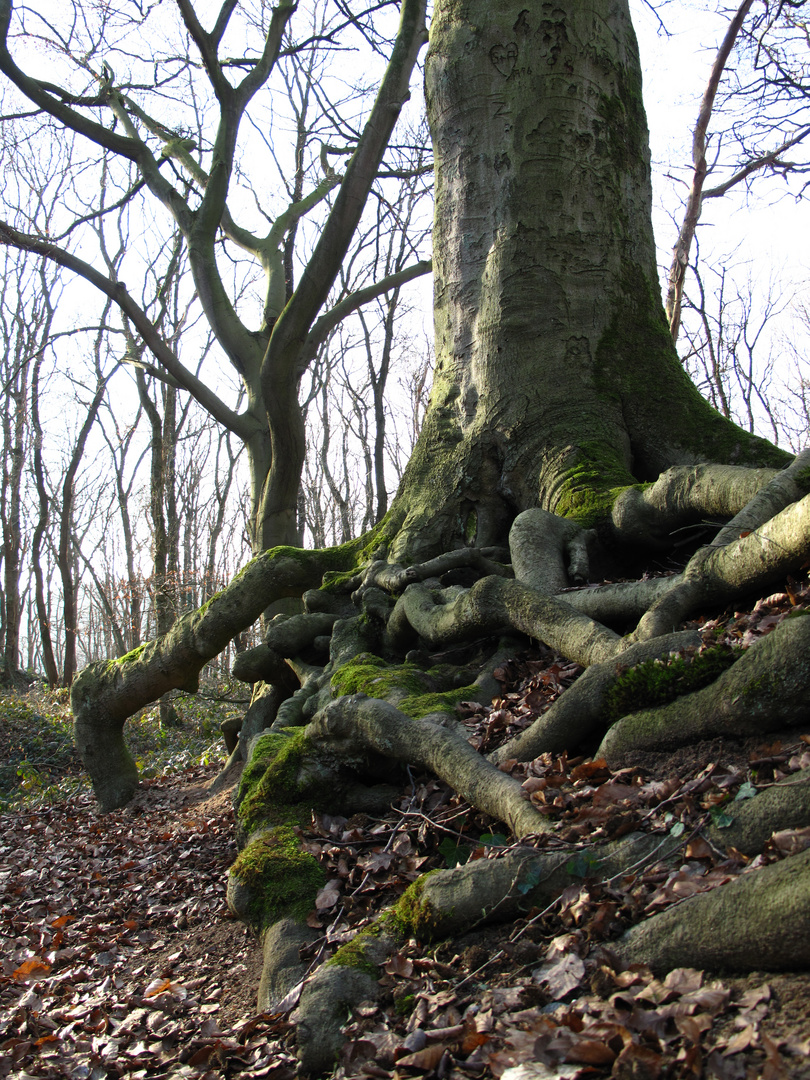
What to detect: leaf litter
<box><xmin>2</xmin><ymin>580</ymin><xmax>810</xmax><ymax>1078</ymax></box>
<box><xmin>0</xmin><ymin>766</ymin><xmax>290</xmax><ymax>1080</ymax></box>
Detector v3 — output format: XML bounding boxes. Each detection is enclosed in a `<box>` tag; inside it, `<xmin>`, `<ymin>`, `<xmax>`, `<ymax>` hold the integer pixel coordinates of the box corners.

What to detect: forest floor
<box><xmin>2</xmin><ymin>590</ymin><xmax>810</xmax><ymax>1080</ymax></box>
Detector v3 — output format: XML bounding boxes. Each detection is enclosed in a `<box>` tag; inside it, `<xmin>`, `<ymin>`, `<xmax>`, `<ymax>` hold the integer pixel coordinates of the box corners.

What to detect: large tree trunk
<box><xmin>385</xmin><ymin>0</ymin><xmax>783</xmax><ymax>562</ymax></box>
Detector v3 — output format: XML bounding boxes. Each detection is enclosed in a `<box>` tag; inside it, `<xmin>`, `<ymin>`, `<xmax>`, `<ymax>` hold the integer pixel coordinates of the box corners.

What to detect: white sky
<box><xmin>632</xmin><ymin>0</ymin><xmax>809</xmax><ymax>287</ymax></box>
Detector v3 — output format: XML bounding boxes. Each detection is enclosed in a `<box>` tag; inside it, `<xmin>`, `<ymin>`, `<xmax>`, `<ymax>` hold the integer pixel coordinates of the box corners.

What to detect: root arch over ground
<box><xmin>70</xmin><ymin>455</ymin><xmax>810</xmax><ymax>1073</ymax></box>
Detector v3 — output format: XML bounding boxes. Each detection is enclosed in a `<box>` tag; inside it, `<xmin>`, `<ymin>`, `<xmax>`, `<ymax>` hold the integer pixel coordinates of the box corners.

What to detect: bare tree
<box><xmin>679</xmin><ymin>244</ymin><xmax>791</xmax><ymax>443</ymax></box>
<box><xmin>297</xmin><ymin>142</ymin><xmax>432</xmax><ymax>544</ymax></box>
<box><xmin>665</xmin><ymin>0</ymin><xmax>810</xmax><ymax>341</ymax></box>
<box><xmin>0</xmin><ymin>0</ymin><xmax>431</xmax><ymax>553</ymax></box>
<box><xmin>775</xmin><ymin>297</ymin><xmax>810</xmax><ymax>450</ymax></box>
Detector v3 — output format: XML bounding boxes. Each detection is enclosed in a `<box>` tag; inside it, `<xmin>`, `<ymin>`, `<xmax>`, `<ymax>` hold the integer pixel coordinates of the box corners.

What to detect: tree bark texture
<box><xmin>386</xmin><ymin>0</ymin><xmax>785</xmax><ymax>562</ymax></box>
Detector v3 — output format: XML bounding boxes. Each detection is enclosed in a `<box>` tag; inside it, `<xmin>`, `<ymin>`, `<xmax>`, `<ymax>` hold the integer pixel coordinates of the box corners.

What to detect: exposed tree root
<box><xmin>69</xmin><ymin>454</ymin><xmax>810</xmax><ymax>1075</ymax></box>
<box><xmin>600</xmin><ymin>612</ymin><xmax>810</xmax><ymax>764</ymax></box>
<box><xmin>709</xmin><ymin>447</ymin><xmax>810</xmax><ymax>548</ymax></box>
<box><xmin>367</xmin><ymin>768</ymin><xmax>810</xmax><ymax>942</ymax></box>
<box><xmin>703</xmin><ymin>766</ymin><xmax>810</xmax><ymax>855</ymax></box>
<box><xmin>361</xmin><ymin>547</ymin><xmax>511</xmax><ymax>593</ymax></box>
<box><xmin>632</xmin><ymin>488</ymin><xmax>810</xmax><ymax>643</ymax></box>
<box><xmin>71</xmin><ymin>547</ymin><xmax>358</xmax><ymax>810</ymax></box>
<box><xmin>257</xmin><ymin>917</ymin><xmax>318</xmax><ymax>1013</ymax></box>
<box><xmin>294</xmin><ymin>965</ymin><xmax>380</xmax><ymax>1076</ymax></box>
<box><xmin>307</xmin><ymin>694</ymin><xmax>550</xmax><ymax>838</ymax></box>
<box><xmin>556</xmin><ymin>574</ymin><xmax>681</xmax><ymax>628</ymax></box>
<box><xmin>615</xmin><ymin>847</ymin><xmax>810</xmax><ymax>973</ymax></box>
<box><xmin>386</xmin><ymin>576</ymin><xmax>621</xmax><ymax>665</ymax></box>
<box><xmin>489</xmin><ymin>630</ymin><xmax>701</xmax><ymax>764</ymax></box>
<box><xmin>284</xmin><ymin>770</ymin><xmax>810</xmax><ymax>1071</ymax></box>
<box><xmin>509</xmin><ymin>509</ymin><xmax>594</xmax><ymax>593</ymax></box>
<box><xmin>232</xmin><ymin>612</ymin><xmax>338</xmax><ymax>685</ymax></box>
<box><xmin>609</xmin><ymin>463</ymin><xmax>781</xmax><ymax>547</ymax></box>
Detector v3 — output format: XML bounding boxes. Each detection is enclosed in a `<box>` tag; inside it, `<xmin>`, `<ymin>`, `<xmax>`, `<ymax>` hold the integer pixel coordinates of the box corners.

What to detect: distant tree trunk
<box><xmin>0</xmin><ymin>253</ymin><xmax>58</xmax><ymax>682</ymax></box>
<box><xmin>163</xmin><ymin>383</ymin><xmax>181</xmax><ymax>616</ymax></box>
<box><xmin>137</xmin><ymin>370</ymin><xmax>170</xmax><ymax>636</ymax></box>
<box><xmin>115</xmin><ymin>454</ymin><xmax>143</xmax><ymax>650</ymax></box>
<box><xmin>59</xmin><ymin>377</ymin><xmax>109</xmax><ymax>685</ymax></box>
<box><xmin>204</xmin><ymin>430</ymin><xmax>239</xmax><ymax>600</ymax></box>
<box><xmin>385</xmin><ymin>0</ymin><xmax>783</xmax><ymax>562</ymax></box>
<box><xmin>358</xmin><ymin>296</ymin><xmax>397</xmax><ymax>525</ymax></box>
<box><xmin>30</xmin><ymin>354</ymin><xmax>59</xmax><ymax>687</ymax></box>
<box><xmin>318</xmin><ymin>382</ymin><xmax>353</xmax><ymax>544</ymax></box>
<box><xmin>136</xmin><ymin>370</ymin><xmax>183</xmax><ymax>725</ymax></box>
<box><xmin>1</xmin><ymin>358</ymin><xmax>25</xmax><ymax>680</ymax></box>
<box><xmin>75</xmin><ymin>539</ymin><xmax>128</xmax><ymax>657</ymax></box>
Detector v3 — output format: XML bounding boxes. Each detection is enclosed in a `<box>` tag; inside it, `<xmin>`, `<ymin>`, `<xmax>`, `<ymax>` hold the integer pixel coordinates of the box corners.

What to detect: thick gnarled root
<box><xmin>599</xmin><ymin>612</ymin><xmax>810</xmax><ymax>764</ymax></box>
<box><xmin>615</xmin><ymin>847</ymin><xmax>810</xmax><ymax>974</ymax></box>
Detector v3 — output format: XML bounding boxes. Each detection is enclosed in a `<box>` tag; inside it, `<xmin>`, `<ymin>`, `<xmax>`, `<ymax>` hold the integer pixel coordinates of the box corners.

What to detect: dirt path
<box><xmin>0</xmin><ymin>765</ymin><xmax>292</xmax><ymax>1079</ymax></box>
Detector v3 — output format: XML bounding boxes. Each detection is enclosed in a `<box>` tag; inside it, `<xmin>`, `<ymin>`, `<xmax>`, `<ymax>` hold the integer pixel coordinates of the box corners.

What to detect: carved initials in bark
<box><xmin>490</xmin><ymin>42</ymin><xmax>518</xmax><ymax>77</ymax></box>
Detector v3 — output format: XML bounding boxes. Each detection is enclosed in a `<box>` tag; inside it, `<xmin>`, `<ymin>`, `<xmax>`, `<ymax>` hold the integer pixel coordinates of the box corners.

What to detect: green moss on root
<box><xmin>106</xmin><ymin>642</ymin><xmax>148</xmax><ymax>669</ymax></box>
<box><xmin>236</xmin><ymin>728</ymin><xmax>323</xmax><ymax>837</ymax></box>
<box><xmin>326</xmin><ymin>928</ymin><xmax>382</xmax><ymax>977</ymax></box>
<box><xmin>384</xmin><ymin>872</ymin><xmax>443</xmax><ymax>941</ymax></box>
<box><xmin>330</xmin><ymin>655</ymin><xmax>480</xmax><ymax>720</ymax></box>
<box><xmin>399</xmin><ymin>684</ymin><xmax>481</xmax><ymax>720</ymax></box>
<box><xmin>554</xmin><ymin>441</ymin><xmax>640</xmax><ymax>528</ymax></box>
<box><xmin>605</xmin><ymin>645</ymin><xmax>739</xmax><ymax>723</ymax></box>
<box><xmin>229</xmin><ymin>825</ymin><xmax>324</xmax><ymax>931</ymax></box>
<box><xmin>331</xmin><ymin>655</ymin><xmax>428</xmax><ymax>699</ymax></box>
<box><xmin>319</xmin><ymin>568</ymin><xmax>362</xmax><ymax>593</ymax></box>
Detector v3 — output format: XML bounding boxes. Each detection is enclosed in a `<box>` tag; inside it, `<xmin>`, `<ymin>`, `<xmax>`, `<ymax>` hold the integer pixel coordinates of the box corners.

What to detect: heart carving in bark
<box><xmin>490</xmin><ymin>42</ymin><xmax>518</xmax><ymax>78</ymax></box>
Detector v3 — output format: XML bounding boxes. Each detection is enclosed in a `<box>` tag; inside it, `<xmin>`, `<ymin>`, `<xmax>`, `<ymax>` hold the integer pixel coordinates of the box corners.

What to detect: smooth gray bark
<box><xmin>384</xmin><ymin>0</ymin><xmax>785</xmax><ymax>563</ymax></box>
<box><xmin>616</xmin><ymin>847</ymin><xmax>810</xmax><ymax>973</ymax></box>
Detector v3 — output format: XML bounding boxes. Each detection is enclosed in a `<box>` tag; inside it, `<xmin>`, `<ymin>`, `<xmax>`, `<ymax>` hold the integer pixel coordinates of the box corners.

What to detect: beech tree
<box><xmin>0</xmin><ymin>0</ymin><xmax>431</xmax><ymax>553</ymax></box>
<box><xmin>13</xmin><ymin>0</ymin><xmax>810</xmax><ymax>1069</ymax></box>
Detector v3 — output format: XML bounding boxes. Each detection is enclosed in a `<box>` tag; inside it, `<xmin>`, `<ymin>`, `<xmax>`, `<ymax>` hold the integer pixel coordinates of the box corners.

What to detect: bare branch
<box><xmin>0</xmin><ymin>220</ymin><xmax>254</xmax><ymax>441</ymax></box>
<box><xmin>301</xmin><ymin>258</ymin><xmax>432</xmax><ymax>370</ymax></box>
<box><xmin>665</xmin><ymin>0</ymin><xmax>755</xmax><ymax>343</ymax></box>
<box><xmin>175</xmin><ymin>0</ymin><xmax>232</xmax><ymax>99</ymax></box>
<box><xmin>266</xmin><ymin>0</ymin><xmax>429</xmax><ymax>383</ymax></box>
<box><xmin>703</xmin><ymin>125</ymin><xmax>810</xmax><ymax>198</ymax></box>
